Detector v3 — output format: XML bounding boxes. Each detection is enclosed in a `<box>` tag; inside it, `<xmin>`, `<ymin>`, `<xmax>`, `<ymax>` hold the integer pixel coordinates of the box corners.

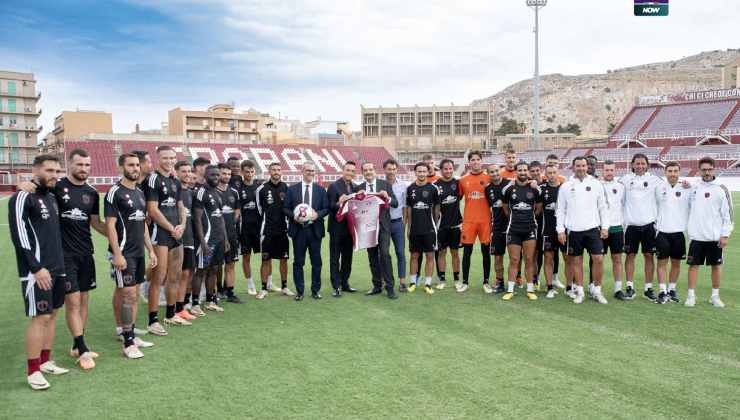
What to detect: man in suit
<box><xmin>358</xmin><ymin>162</ymin><xmax>399</xmax><ymax>299</ymax></box>
<box><xmin>283</xmin><ymin>162</ymin><xmax>329</xmax><ymax>300</ymax></box>
<box><xmin>327</xmin><ymin>161</ymin><xmax>359</xmax><ymax>297</ymax></box>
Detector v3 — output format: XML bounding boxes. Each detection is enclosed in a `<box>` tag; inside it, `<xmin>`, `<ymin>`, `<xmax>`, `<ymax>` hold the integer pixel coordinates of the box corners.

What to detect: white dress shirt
<box><xmin>389</xmin><ymin>178</ymin><xmax>408</xmax><ymax>220</ymax></box>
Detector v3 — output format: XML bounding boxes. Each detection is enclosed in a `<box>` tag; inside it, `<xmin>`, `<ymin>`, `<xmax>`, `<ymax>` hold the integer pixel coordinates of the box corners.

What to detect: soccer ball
<box><xmin>293</xmin><ymin>203</ymin><xmax>314</xmax><ymax>223</ymax></box>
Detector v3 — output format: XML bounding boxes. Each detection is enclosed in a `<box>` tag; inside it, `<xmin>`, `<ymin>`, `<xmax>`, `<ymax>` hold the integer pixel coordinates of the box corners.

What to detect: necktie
<box><xmin>304</xmin><ymin>184</ymin><xmax>310</xmax><ymax>205</ymax></box>
<box><xmin>369</xmin><ymin>183</ymin><xmax>374</xmax><ymax>193</ymax></box>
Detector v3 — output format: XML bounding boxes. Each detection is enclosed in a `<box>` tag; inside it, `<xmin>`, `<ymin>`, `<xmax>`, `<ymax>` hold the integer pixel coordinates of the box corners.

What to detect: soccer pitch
<box><xmin>0</xmin><ymin>194</ymin><xmax>738</xmax><ymax>420</ymax></box>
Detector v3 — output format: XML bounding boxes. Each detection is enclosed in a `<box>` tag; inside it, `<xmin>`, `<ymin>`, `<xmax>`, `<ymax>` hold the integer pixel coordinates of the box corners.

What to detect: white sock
<box><xmin>507</xmin><ymin>281</ymin><xmax>515</xmax><ymax>293</ymax></box>
<box><xmin>267</xmin><ymin>275</ymin><xmax>273</xmax><ymax>288</ymax></box>
<box><xmin>668</xmin><ymin>282</ymin><xmax>676</xmax><ymax>292</ymax></box>
<box><xmin>626</xmin><ymin>280</ymin><xmax>634</xmax><ymax>289</ymax></box>
<box><xmin>425</xmin><ymin>277</ymin><xmax>432</xmax><ymax>286</ymax></box>
<box><xmin>687</xmin><ymin>289</ymin><xmax>695</xmax><ymax>298</ymax></box>
<box><xmin>644</xmin><ymin>282</ymin><xmax>653</xmax><ymax>291</ymax></box>
<box><xmin>594</xmin><ymin>285</ymin><xmax>602</xmax><ymax>295</ymax></box>
<box><xmin>614</xmin><ymin>280</ymin><xmax>623</xmax><ymax>292</ymax></box>
<box><xmin>659</xmin><ymin>283</ymin><xmax>667</xmax><ymax>293</ymax></box>
<box><xmin>116</xmin><ymin>327</ymin><xmax>123</xmax><ymax>335</ymax></box>
<box><xmin>410</xmin><ymin>274</ymin><xmax>418</xmax><ymax>286</ymax></box>
<box><xmin>247</xmin><ymin>277</ymin><xmax>254</xmax><ymax>286</ymax></box>
<box><xmin>527</xmin><ymin>282</ymin><xmax>534</xmax><ymax>292</ymax></box>
<box><xmin>711</xmin><ymin>288</ymin><xmax>720</xmax><ymax>298</ymax></box>
<box><xmin>576</xmin><ymin>285</ymin><xmax>584</xmax><ymax>295</ymax></box>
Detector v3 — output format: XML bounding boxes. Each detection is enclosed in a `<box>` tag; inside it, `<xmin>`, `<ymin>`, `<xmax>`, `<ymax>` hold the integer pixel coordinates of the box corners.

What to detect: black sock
<box><xmin>175</xmin><ymin>301</ymin><xmax>184</xmax><ymax>312</ymax></box>
<box><xmin>566</xmin><ymin>285</ymin><xmax>572</xmax><ymax>292</ymax></box>
<box><xmin>73</xmin><ymin>335</ymin><xmax>89</xmax><ymax>354</ymax></box>
<box><xmin>438</xmin><ymin>272</ymin><xmax>446</xmax><ymax>282</ymax></box>
<box><xmin>166</xmin><ymin>305</ymin><xmax>175</xmax><ymax>318</ymax></box>
<box><xmin>262</xmin><ymin>281</ymin><xmax>268</xmax><ymax>291</ymax></box>
<box><xmin>281</xmin><ymin>280</ymin><xmax>287</xmax><ymax>289</ymax></box>
<box><xmin>192</xmin><ymin>296</ymin><xmax>199</xmax><ymax>306</ymax></box>
<box><xmin>206</xmin><ymin>293</ymin><xmax>214</xmax><ymax>303</ymax></box>
<box><xmin>226</xmin><ymin>287</ymin><xmax>235</xmax><ymax>297</ymax></box>
<box><xmin>148</xmin><ymin>311</ymin><xmax>158</xmax><ymax>326</ymax></box>
<box><xmin>547</xmin><ymin>284</ymin><xmax>554</xmax><ymax>291</ymax></box>
<box><xmin>496</xmin><ymin>277</ymin><xmax>504</xmax><ymax>286</ymax></box>
<box><xmin>123</xmin><ymin>330</ymin><xmax>135</xmax><ymax>347</ymax></box>
<box><xmin>453</xmin><ymin>271</ymin><xmax>460</xmax><ymax>282</ymax></box>
<box><xmin>184</xmin><ymin>292</ymin><xmax>191</xmax><ymax>304</ymax></box>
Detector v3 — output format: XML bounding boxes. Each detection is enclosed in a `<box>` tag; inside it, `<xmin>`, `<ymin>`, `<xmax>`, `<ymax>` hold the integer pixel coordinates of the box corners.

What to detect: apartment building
<box><xmin>168</xmin><ymin>104</ymin><xmax>262</xmax><ymax>143</ymax></box>
<box><xmin>0</xmin><ymin>70</ymin><xmax>41</xmax><ymax>168</ymax></box>
<box><xmin>48</xmin><ymin>110</ymin><xmax>113</xmax><ymax>155</ymax></box>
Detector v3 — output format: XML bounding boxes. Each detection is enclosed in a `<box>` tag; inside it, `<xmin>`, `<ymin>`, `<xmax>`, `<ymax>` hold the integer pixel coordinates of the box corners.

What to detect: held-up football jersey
<box><xmin>459</xmin><ymin>172</ymin><xmax>491</xmax><ymax>223</ymax></box>
<box><xmin>104</xmin><ymin>183</ymin><xmax>147</xmax><ymax>258</ymax></box>
<box><xmin>434</xmin><ymin>178</ymin><xmax>462</xmax><ymax>229</ymax></box>
<box><xmin>336</xmin><ymin>193</ymin><xmax>388</xmax><ymax>251</ymax></box>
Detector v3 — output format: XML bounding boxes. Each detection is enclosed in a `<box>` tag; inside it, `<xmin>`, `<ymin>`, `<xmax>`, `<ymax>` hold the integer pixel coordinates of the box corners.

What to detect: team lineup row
<box><xmin>8</xmin><ymin>147</ymin><xmax>733</xmax><ymax>390</ymax></box>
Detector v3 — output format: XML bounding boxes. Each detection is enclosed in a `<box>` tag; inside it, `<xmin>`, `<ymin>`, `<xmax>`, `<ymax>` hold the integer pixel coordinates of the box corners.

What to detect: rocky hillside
<box><xmin>472</xmin><ymin>49</ymin><xmax>740</xmax><ymax>137</ymax></box>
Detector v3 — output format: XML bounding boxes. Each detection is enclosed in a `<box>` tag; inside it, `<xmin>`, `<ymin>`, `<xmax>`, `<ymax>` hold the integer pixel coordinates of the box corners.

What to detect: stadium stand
<box><xmin>609</xmin><ymin>106</ymin><xmax>656</xmax><ymax>139</ymax></box>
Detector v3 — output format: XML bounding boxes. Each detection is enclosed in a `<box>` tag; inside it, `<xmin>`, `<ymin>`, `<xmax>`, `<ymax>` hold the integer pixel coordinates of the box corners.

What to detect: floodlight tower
<box><xmin>526</xmin><ymin>0</ymin><xmax>547</xmax><ymax>150</ymax></box>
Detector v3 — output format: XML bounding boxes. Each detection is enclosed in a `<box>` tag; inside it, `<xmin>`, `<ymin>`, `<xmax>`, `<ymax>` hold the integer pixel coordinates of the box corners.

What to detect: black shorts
<box><xmin>490</xmin><ymin>231</ymin><xmax>507</xmax><ymax>256</ymax></box>
<box><xmin>687</xmin><ymin>240</ymin><xmax>723</xmax><ymax>266</ymax></box>
<box><xmin>542</xmin><ymin>233</ymin><xmax>566</xmax><ymax>253</ymax></box>
<box><xmin>240</xmin><ymin>227</ymin><xmax>261</xmax><ymax>254</ymax></box>
<box><xmin>224</xmin><ymin>236</ymin><xmax>240</xmax><ymax>263</ymax></box>
<box><xmin>197</xmin><ymin>241</ymin><xmax>225</xmax><ymax>269</ymax></box>
<box><xmin>150</xmin><ymin>223</ymin><xmax>182</xmax><ymax>250</ymax></box>
<box><xmin>437</xmin><ymin>227</ymin><xmax>461</xmax><ymax>250</ymax></box>
<box><xmin>182</xmin><ymin>246</ymin><xmax>196</xmax><ymax>270</ymax></box>
<box><xmin>21</xmin><ymin>274</ymin><xmax>66</xmax><ymax>317</ymax></box>
<box><xmin>624</xmin><ymin>223</ymin><xmax>657</xmax><ymax>255</ymax></box>
<box><xmin>110</xmin><ymin>255</ymin><xmax>147</xmax><ymax>289</ymax></box>
<box><xmin>603</xmin><ymin>230</ymin><xmax>625</xmax><ymax>254</ymax></box>
<box><xmin>506</xmin><ymin>229</ymin><xmax>537</xmax><ymax>246</ymax></box>
<box><xmin>409</xmin><ymin>232</ymin><xmax>437</xmax><ymax>253</ymax></box>
<box><xmin>656</xmin><ymin>232</ymin><xmax>686</xmax><ymax>260</ymax></box>
<box><xmin>567</xmin><ymin>228</ymin><xmax>605</xmax><ymax>256</ymax></box>
<box><xmin>261</xmin><ymin>234</ymin><xmax>290</xmax><ymax>261</ymax></box>
<box><xmin>63</xmin><ymin>254</ymin><xmax>97</xmax><ymax>294</ymax></box>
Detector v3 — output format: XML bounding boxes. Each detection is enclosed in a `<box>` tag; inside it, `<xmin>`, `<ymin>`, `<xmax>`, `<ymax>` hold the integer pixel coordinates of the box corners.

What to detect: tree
<box><xmin>495</xmin><ymin>117</ymin><xmax>524</xmax><ymax>136</ymax></box>
<box><xmin>556</xmin><ymin>123</ymin><xmax>582</xmax><ymax>136</ymax></box>
<box><xmin>540</xmin><ymin>128</ymin><xmax>555</xmax><ymax>134</ymax></box>
<box><xmin>607</xmin><ymin>122</ymin><xmax>616</xmax><ymax>133</ymax></box>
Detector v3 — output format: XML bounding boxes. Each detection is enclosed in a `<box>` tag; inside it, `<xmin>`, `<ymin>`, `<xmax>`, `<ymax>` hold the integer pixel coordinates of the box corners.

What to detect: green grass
<box><xmin>0</xmin><ymin>194</ymin><xmax>739</xmax><ymax>419</ymax></box>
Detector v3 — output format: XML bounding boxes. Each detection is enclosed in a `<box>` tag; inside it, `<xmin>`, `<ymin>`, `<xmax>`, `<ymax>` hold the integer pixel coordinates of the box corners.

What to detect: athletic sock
<box><xmin>267</xmin><ymin>275</ymin><xmax>273</xmax><ymax>288</ymax></box>
<box><xmin>206</xmin><ymin>293</ymin><xmax>214</xmax><ymax>303</ymax></box>
<box><xmin>644</xmin><ymin>282</ymin><xmax>653</xmax><ymax>291</ymax></box>
<box><xmin>526</xmin><ymin>283</ymin><xmax>534</xmax><ymax>293</ymax></box>
<box><xmin>184</xmin><ymin>292</ymin><xmax>191</xmax><ymax>304</ymax></box>
<box><xmin>507</xmin><ymin>281</ymin><xmax>515</xmax><ymax>293</ymax></box>
<box><xmin>438</xmin><ymin>272</ymin><xmax>446</xmax><ymax>282</ymax></box>
<box><xmin>281</xmin><ymin>280</ymin><xmax>287</xmax><ymax>289</ymax></box>
<box><xmin>594</xmin><ymin>285</ymin><xmax>602</xmax><ymax>296</ymax></box>
<box><xmin>711</xmin><ymin>288</ymin><xmax>720</xmax><ymax>298</ymax></box>
<box><xmin>166</xmin><ymin>305</ymin><xmax>175</xmax><ymax>319</ymax></box>
<box><xmin>27</xmin><ymin>358</ymin><xmax>41</xmax><ymax>375</ymax></box>
<box><xmin>668</xmin><ymin>282</ymin><xmax>677</xmax><ymax>292</ymax></box>
<box><xmin>547</xmin><ymin>284</ymin><xmax>554</xmax><ymax>291</ymax></box>
<box><xmin>175</xmin><ymin>302</ymin><xmax>184</xmax><ymax>312</ymax></box>
<box><xmin>192</xmin><ymin>296</ymin><xmax>200</xmax><ymax>306</ymax></box>
<box><xmin>73</xmin><ymin>335</ymin><xmax>89</xmax><ymax>355</ymax></box>
<box><xmin>40</xmin><ymin>349</ymin><xmax>50</xmax><ymax>364</ymax></box>
<box><xmin>659</xmin><ymin>283</ymin><xmax>667</xmax><ymax>293</ymax></box>
<box><xmin>614</xmin><ymin>280</ymin><xmax>623</xmax><ymax>292</ymax></box>
<box><xmin>566</xmin><ymin>285</ymin><xmax>572</xmax><ymax>292</ymax></box>
<box><xmin>453</xmin><ymin>272</ymin><xmax>460</xmax><ymax>282</ymax></box>
<box><xmin>626</xmin><ymin>280</ymin><xmax>634</xmax><ymax>289</ymax></box>
<box><xmin>123</xmin><ymin>329</ymin><xmax>135</xmax><ymax>347</ymax></box>
<box><xmin>116</xmin><ymin>326</ymin><xmax>123</xmax><ymax>335</ymax></box>
<box><xmin>687</xmin><ymin>288</ymin><xmax>696</xmax><ymax>299</ymax></box>
<box><xmin>148</xmin><ymin>311</ymin><xmax>159</xmax><ymax>326</ymax></box>
<box><xmin>425</xmin><ymin>277</ymin><xmax>432</xmax><ymax>286</ymax></box>
<box><xmin>226</xmin><ymin>287</ymin><xmax>235</xmax><ymax>297</ymax></box>
<box><xmin>483</xmin><ymin>279</ymin><xmax>489</xmax><ymax>285</ymax></box>
<box><xmin>410</xmin><ymin>274</ymin><xmax>418</xmax><ymax>286</ymax></box>
<box><xmin>496</xmin><ymin>277</ymin><xmax>504</xmax><ymax>286</ymax></box>
<box><xmin>576</xmin><ymin>285</ymin><xmax>584</xmax><ymax>295</ymax></box>
<box><xmin>261</xmin><ymin>281</ymin><xmax>268</xmax><ymax>291</ymax></box>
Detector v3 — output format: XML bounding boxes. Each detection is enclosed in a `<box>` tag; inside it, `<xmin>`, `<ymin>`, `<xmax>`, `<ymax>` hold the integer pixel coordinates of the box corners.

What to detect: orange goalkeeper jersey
<box><xmin>459</xmin><ymin>172</ymin><xmax>492</xmax><ymax>223</ymax></box>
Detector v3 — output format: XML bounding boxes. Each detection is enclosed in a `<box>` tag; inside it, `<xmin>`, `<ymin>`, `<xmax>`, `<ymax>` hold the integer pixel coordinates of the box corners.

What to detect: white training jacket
<box><xmin>619</xmin><ymin>172</ymin><xmax>663</xmax><ymax>226</ymax></box>
<box><xmin>687</xmin><ymin>178</ymin><xmax>734</xmax><ymax>242</ymax></box>
<box><xmin>556</xmin><ymin>175</ymin><xmax>608</xmax><ymax>234</ymax></box>
<box><xmin>601</xmin><ymin>179</ymin><xmax>625</xmax><ymax>228</ymax></box>
<box><xmin>656</xmin><ymin>182</ymin><xmax>691</xmax><ymax>234</ymax></box>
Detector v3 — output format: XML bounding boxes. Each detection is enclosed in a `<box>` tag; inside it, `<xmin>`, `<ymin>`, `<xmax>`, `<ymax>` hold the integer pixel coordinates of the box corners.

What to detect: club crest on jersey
<box><xmin>586</xmin><ymin>186</ymin><xmax>591</xmax><ymax>191</ymax></box>
<box><xmin>82</xmin><ymin>194</ymin><xmax>91</xmax><ymax>204</ymax></box>
<box><xmin>643</xmin><ymin>182</ymin><xmax>648</xmax><ymax>187</ymax></box>
<box><xmin>422</xmin><ymin>190</ymin><xmax>429</xmax><ymax>198</ymax></box>
<box><xmin>612</xmin><ymin>189</ymin><xmax>617</xmax><ymax>194</ymax></box>
<box><xmin>526</xmin><ymin>192</ymin><xmax>534</xmax><ymax>199</ymax></box>
<box><xmin>479</xmin><ymin>180</ymin><xmax>485</xmax><ymax>186</ymax></box>
<box><xmin>279</xmin><ymin>192</ymin><xmax>286</xmax><ymax>200</ymax></box>
<box><xmin>451</xmin><ymin>183</ymin><xmax>457</xmax><ymax>191</ymax></box>
<box><xmin>675</xmin><ymin>191</ymin><xmax>681</xmax><ymax>197</ymax></box>
<box><xmin>705</xmin><ymin>192</ymin><xmax>710</xmax><ymax>198</ymax></box>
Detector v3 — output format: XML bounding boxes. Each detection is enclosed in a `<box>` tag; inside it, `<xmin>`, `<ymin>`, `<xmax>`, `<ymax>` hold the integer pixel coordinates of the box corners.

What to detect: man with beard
<box><xmin>255</xmin><ymin>162</ymin><xmax>294</xmax><ymax>299</ymax></box>
<box><xmin>17</xmin><ymin>149</ymin><xmax>107</xmax><ymax>369</ymax></box>
<box><xmin>501</xmin><ymin>161</ymin><xmax>541</xmax><ymax>301</ymax></box>
<box><xmin>500</xmin><ymin>149</ymin><xmax>517</xmax><ymax>180</ymax></box>
<box><xmin>485</xmin><ymin>163</ymin><xmax>512</xmax><ymax>293</ymax></box>
<box><xmin>601</xmin><ymin>161</ymin><xmax>627</xmax><ymax>301</ymax></box>
<box><xmin>539</xmin><ymin>164</ymin><xmax>568</xmax><ymax>298</ymax></box>
<box><xmin>10</xmin><ymin>155</ymin><xmax>68</xmax><ymax>389</ymax></box>
<box><xmin>105</xmin><ymin>153</ymin><xmax>158</xmax><ymax>359</ymax></box>
<box><xmin>227</xmin><ymin>156</ymin><xmax>244</xmax><ymax>191</ymax></box>
<box><xmin>145</xmin><ymin>146</ymin><xmax>188</xmax><ymax>334</ymax></box>
<box><xmin>217</xmin><ymin>163</ymin><xmax>242</xmax><ymax>303</ymax></box>
<box><xmin>238</xmin><ymin>160</ymin><xmax>261</xmax><ymax>296</ymax></box>
<box><xmin>174</xmin><ymin>161</ymin><xmax>198</xmax><ymax>320</ymax></box>
<box><xmin>192</xmin><ymin>165</ymin><xmax>229</xmax><ymax>312</ymax></box>
<box><xmin>434</xmin><ymin>159</ymin><xmax>462</xmax><ymax>290</ymax></box>
<box><xmin>405</xmin><ymin>162</ymin><xmax>440</xmax><ymax>294</ymax></box>
<box><xmin>327</xmin><ymin>161</ymin><xmax>360</xmax><ymax>297</ymax></box>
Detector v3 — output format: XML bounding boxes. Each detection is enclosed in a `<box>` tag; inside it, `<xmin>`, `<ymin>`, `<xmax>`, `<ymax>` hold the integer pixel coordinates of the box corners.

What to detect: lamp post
<box><xmin>526</xmin><ymin>0</ymin><xmax>547</xmax><ymax>150</ymax></box>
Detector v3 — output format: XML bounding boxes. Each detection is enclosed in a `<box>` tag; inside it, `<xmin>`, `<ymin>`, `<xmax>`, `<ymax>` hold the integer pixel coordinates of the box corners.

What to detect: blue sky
<box><xmin>3</xmin><ymin>0</ymin><xmax>738</xmax><ymax>135</ymax></box>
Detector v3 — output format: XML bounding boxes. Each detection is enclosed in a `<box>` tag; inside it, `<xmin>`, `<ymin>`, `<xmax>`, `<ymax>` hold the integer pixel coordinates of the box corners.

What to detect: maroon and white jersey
<box><xmin>336</xmin><ymin>192</ymin><xmax>388</xmax><ymax>251</ymax></box>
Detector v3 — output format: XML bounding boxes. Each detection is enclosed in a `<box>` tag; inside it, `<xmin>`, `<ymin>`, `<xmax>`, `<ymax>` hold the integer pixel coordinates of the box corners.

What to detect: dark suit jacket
<box><xmin>283</xmin><ymin>182</ymin><xmax>329</xmax><ymax>239</ymax></box>
<box><xmin>357</xmin><ymin>178</ymin><xmax>398</xmax><ymax>232</ymax></box>
<box><xmin>327</xmin><ymin>178</ymin><xmax>358</xmax><ymax>235</ymax></box>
